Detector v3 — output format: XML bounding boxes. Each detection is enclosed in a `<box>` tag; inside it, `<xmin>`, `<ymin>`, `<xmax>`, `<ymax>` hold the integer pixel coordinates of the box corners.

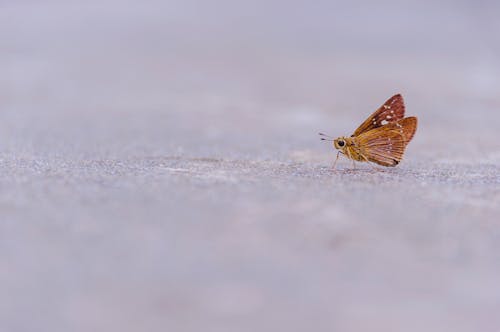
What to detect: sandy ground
<box><xmin>1</xmin><ymin>1</ymin><xmax>500</xmax><ymax>331</ymax></box>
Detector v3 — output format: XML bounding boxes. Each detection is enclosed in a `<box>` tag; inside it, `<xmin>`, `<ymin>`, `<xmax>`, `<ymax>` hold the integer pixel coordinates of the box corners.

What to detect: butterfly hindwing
<box><xmin>380</xmin><ymin>116</ymin><xmax>418</xmax><ymax>145</ymax></box>
<box><xmin>398</xmin><ymin>116</ymin><xmax>418</xmax><ymax>144</ymax></box>
<box><xmin>352</xmin><ymin>94</ymin><xmax>405</xmax><ymax>137</ymax></box>
<box><xmin>355</xmin><ymin>117</ymin><xmax>417</xmax><ymax>167</ymax></box>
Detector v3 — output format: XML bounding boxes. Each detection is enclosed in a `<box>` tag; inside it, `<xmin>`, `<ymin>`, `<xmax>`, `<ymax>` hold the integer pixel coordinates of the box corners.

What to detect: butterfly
<box><xmin>320</xmin><ymin>94</ymin><xmax>417</xmax><ymax>168</ymax></box>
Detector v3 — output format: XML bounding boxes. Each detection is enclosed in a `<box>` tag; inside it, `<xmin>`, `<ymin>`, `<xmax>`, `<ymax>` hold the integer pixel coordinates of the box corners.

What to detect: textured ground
<box><xmin>1</xmin><ymin>1</ymin><xmax>500</xmax><ymax>332</ymax></box>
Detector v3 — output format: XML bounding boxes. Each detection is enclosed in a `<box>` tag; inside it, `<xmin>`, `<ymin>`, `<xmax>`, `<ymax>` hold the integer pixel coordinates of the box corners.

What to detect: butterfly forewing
<box><xmin>355</xmin><ymin>117</ymin><xmax>417</xmax><ymax>167</ymax></box>
<box><xmin>352</xmin><ymin>94</ymin><xmax>405</xmax><ymax>137</ymax></box>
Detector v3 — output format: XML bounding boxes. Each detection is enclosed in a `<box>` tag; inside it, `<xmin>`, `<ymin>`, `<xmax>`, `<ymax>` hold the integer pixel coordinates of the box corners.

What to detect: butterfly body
<box><xmin>322</xmin><ymin>94</ymin><xmax>417</xmax><ymax>168</ymax></box>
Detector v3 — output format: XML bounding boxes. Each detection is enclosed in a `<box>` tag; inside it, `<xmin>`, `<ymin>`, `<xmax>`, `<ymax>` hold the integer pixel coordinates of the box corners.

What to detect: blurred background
<box><xmin>0</xmin><ymin>1</ymin><xmax>499</xmax><ymax>331</ymax></box>
<box><xmin>1</xmin><ymin>0</ymin><xmax>499</xmax><ymax>159</ymax></box>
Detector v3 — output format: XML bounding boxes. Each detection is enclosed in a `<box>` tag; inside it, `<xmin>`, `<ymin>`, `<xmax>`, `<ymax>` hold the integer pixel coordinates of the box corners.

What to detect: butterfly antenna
<box><xmin>319</xmin><ymin>133</ymin><xmax>335</xmax><ymax>142</ymax></box>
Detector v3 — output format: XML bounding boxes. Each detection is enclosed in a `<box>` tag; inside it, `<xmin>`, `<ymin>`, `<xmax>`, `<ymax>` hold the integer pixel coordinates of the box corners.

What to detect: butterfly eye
<box><xmin>338</xmin><ymin>140</ymin><xmax>345</xmax><ymax>147</ymax></box>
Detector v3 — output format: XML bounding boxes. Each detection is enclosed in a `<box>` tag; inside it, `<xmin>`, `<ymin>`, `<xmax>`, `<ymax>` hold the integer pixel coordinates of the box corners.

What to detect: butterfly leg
<box><xmin>332</xmin><ymin>151</ymin><xmax>341</xmax><ymax>169</ymax></box>
<box><xmin>344</xmin><ymin>148</ymin><xmax>356</xmax><ymax>170</ymax></box>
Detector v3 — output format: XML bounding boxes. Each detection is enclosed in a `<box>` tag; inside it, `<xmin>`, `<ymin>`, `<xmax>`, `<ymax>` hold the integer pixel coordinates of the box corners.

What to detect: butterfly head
<box><xmin>319</xmin><ymin>133</ymin><xmax>350</xmax><ymax>151</ymax></box>
<box><xmin>333</xmin><ymin>137</ymin><xmax>347</xmax><ymax>150</ymax></box>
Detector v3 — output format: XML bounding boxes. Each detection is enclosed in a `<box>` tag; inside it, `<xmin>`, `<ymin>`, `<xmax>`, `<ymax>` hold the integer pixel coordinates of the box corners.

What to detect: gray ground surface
<box><xmin>1</xmin><ymin>1</ymin><xmax>500</xmax><ymax>331</ymax></box>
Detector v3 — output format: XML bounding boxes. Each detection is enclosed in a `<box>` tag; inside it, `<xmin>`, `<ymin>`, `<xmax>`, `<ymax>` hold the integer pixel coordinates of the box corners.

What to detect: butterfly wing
<box><xmin>397</xmin><ymin>116</ymin><xmax>418</xmax><ymax>144</ymax></box>
<box><xmin>355</xmin><ymin>117</ymin><xmax>417</xmax><ymax>167</ymax></box>
<box><xmin>352</xmin><ymin>94</ymin><xmax>406</xmax><ymax>137</ymax></box>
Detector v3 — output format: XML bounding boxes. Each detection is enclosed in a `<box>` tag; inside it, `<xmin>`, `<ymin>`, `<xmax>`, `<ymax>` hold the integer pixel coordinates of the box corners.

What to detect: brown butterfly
<box><xmin>320</xmin><ymin>94</ymin><xmax>417</xmax><ymax>168</ymax></box>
